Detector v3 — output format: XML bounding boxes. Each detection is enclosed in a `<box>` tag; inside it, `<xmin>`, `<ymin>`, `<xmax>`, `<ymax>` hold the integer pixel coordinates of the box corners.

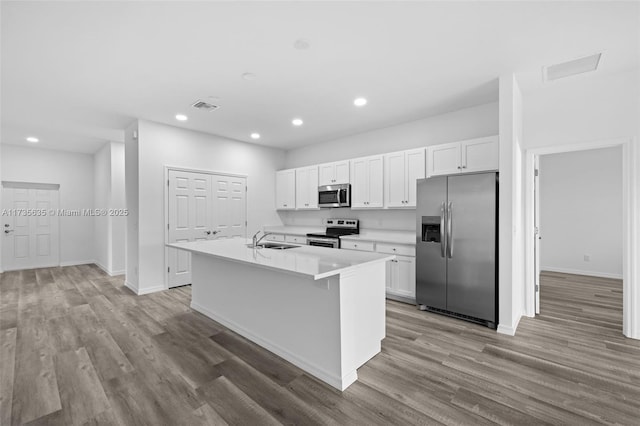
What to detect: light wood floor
<box><xmin>1</xmin><ymin>266</ymin><xmax>638</xmax><ymax>425</ymax></box>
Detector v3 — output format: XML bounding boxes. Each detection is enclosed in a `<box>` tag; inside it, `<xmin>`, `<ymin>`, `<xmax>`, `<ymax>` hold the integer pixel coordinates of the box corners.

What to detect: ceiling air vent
<box><xmin>543</xmin><ymin>53</ymin><xmax>602</xmax><ymax>82</ymax></box>
<box><xmin>191</xmin><ymin>100</ymin><xmax>220</xmax><ymax>111</ymax></box>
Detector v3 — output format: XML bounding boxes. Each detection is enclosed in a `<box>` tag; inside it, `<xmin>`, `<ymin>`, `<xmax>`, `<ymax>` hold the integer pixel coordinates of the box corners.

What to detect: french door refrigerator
<box><xmin>416</xmin><ymin>172</ymin><xmax>498</xmax><ymax>329</ymax></box>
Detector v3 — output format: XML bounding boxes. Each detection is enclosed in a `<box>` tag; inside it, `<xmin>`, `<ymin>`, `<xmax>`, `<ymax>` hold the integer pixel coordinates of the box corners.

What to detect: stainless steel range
<box><xmin>306</xmin><ymin>219</ymin><xmax>359</xmax><ymax>248</ymax></box>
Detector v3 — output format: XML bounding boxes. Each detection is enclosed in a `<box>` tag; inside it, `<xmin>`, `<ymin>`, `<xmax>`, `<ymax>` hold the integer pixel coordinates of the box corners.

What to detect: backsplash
<box><xmin>278</xmin><ymin>209</ymin><xmax>416</xmax><ymax>231</ymax></box>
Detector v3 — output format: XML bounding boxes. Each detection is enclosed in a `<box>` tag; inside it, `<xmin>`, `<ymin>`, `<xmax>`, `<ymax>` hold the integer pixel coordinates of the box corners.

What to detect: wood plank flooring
<box><xmin>1</xmin><ymin>265</ymin><xmax>638</xmax><ymax>425</ymax></box>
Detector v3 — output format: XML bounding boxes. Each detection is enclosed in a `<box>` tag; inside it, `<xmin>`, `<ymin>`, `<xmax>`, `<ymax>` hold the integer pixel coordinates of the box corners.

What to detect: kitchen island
<box><xmin>168</xmin><ymin>238</ymin><xmax>394</xmax><ymax>391</ymax></box>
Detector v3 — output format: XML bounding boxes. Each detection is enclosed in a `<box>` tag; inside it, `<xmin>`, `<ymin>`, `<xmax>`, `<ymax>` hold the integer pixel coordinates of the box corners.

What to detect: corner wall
<box><xmin>126</xmin><ymin>120</ymin><xmax>286</xmax><ymax>294</ymax></box>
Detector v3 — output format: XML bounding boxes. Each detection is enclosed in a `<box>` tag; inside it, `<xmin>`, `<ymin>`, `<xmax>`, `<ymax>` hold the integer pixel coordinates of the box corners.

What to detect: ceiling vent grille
<box><xmin>191</xmin><ymin>100</ymin><xmax>220</xmax><ymax>111</ymax></box>
<box><xmin>543</xmin><ymin>53</ymin><xmax>602</xmax><ymax>82</ymax></box>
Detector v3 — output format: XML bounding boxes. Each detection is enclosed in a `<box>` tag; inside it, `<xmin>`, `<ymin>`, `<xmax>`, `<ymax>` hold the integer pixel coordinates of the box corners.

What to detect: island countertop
<box><xmin>168</xmin><ymin>239</ymin><xmax>394</xmax><ymax>280</ymax></box>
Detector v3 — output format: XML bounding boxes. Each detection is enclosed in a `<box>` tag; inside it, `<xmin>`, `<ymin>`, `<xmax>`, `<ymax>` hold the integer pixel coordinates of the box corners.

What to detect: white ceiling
<box><xmin>1</xmin><ymin>1</ymin><xmax>638</xmax><ymax>154</ymax></box>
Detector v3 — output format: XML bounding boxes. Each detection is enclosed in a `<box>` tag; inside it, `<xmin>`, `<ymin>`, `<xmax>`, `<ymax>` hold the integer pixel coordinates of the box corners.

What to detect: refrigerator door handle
<box><xmin>447</xmin><ymin>201</ymin><xmax>453</xmax><ymax>258</ymax></box>
<box><xmin>440</xmin><ymin>202</ymin><xmax>446</xmax><ymax>258</ymax></box>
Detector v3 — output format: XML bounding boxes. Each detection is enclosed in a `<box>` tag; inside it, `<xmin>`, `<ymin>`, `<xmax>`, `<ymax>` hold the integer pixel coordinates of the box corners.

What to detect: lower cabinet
<box><xmin>386</xmin><ymin>255</ymin><xmax>416</xmax><ymax>299</ymax></box>
<box><xmin>265</xmin><ymin>233</ymin><xmax>307</xmax><ymax>244</ymax></box>
<box><xmin>342</xmin><ymin>240</ymin><xmax>416</xmax><ymax>301</ymax></box>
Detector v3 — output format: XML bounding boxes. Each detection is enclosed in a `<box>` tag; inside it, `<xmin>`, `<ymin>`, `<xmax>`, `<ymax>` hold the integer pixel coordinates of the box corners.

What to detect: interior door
<box><xmin>211</xmin><ymin>175</ymin><xmax>247</xmax><ymax>239</ymax></box>
<box><xmin>168</xmin><ymin>170</ymin><xmax>212</xmax><ymax>287</ymax></box>
<box><xmin>167</xmin><ymin>171</ymin><xmax>247</xmax><ymax>288</ymax></box>
<box><xmin>446</xmin><ymin>173</ymin><xmax>496</xmax><ymax>322</ymax></box>
<box><xmin>2</xmin><ymin>185</ymin><xmax>59</xmax><ymax>271</ymax></box>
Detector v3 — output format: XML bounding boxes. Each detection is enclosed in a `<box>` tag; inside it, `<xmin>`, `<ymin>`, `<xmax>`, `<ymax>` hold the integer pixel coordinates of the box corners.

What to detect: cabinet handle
<box><xmin>457</xmin><ymin>166</ymin><xmax>462</xmax><ymax>170</ymax></box>
<box><xmin>462</xmin><ymin>165</ymin><xmax>467</xmax><ymax>169</ymax></box>
<box><xmin>392</xmin><ymin>248</ymin><xmax>396</xmax><ymax>251</ymax></box>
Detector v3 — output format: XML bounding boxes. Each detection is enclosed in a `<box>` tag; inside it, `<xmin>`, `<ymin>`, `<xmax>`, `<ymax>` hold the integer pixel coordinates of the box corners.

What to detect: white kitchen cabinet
<box><xmin>284</xmin><ymin>234</ymin><xmax>307</xmax><ymax>244</ymax></box>
<box><xmin>275</xmin><ymin>169</ymin><xmax>296</xmax><ymax>210</ymax></box>
<box><xmin>264</xmin><ymin>234</ymin><xmax>286</xmax><ymax>242</ymax></box>
<box><xmin>318</xmin><ymin>160</ymin><xmax>350</xmax><ymax>185</ymax></box>
<box><xmin>351</xmin><ymin>155</ymin><xmax>384</xmax><ymax>209</ymax></box>
<box><xmin>387</xmin><ymin>255</ymin><xmax>416</xmax><ymax>299</ymax></box>
<box><xmin>384</xmin><ymin>148</ymin><xmax>425</xmax><ymax>208</ymax></box>
<box><xmin>295</xmin><ymin>166</ymin><xmax>319</xmax><ymax>209</ymax></box>
<box><xmin>427</xmin><ymin>136</ymin><xmax>498</xmax><ymax>177</ymax></box>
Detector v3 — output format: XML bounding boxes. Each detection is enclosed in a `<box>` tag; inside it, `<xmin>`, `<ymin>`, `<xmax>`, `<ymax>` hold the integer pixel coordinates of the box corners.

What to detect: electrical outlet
<box><xmin>584</xmin><ymin>254</ymin><xmax>590</xmax><ymax>262</ymax></box>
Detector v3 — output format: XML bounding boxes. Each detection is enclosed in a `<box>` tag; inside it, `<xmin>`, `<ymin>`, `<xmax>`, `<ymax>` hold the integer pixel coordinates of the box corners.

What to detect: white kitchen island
<box><xmin>168</xmin><ymin>239</ymin><xmax>394</xmax><ymax>391</ymax></box>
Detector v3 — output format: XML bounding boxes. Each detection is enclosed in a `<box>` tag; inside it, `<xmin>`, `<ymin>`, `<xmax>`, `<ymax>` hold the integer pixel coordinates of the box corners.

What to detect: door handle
<box><xmin>5</xmin><ymin>229</ymin><xmax>14</xmax><ymax>234</ymax></box>
<box><xmin>205</xmin><ymin>231</ymin><xmax>212</xmax><ymax>235</ymax></box>
<box><xmin>447</xmin><ymin>202</ymin><xmax>453</xmax><ymax>258</ymax></box>
<box><xmin>212</xmin><ymin>230</ymin><xmax>220</xmax><ymax>235</ymax></box>
<box><xmin>440</xmin><ymin>202</ymin><xmax>446</xmax><ymax>258</ymax></box>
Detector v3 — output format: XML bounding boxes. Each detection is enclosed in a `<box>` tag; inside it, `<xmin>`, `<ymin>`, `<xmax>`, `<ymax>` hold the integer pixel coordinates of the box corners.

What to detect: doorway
<box><xmin>525</xmin><ymin>138</ymin><xmax>637</xmax><ymax>339</ymax></box>
<box><xmin>535</xmin><ymin>147</ymin><xmax>623</xmax><ymax>327</ymax></box>
<box><xmin>1</xmin><ymin>182</ymin><xmax>60</xmax><ymax>270</ymax></box>
<box><xmin>165</xmin><ymin>168</ymin><xmax>247</xmax><ymax>288</ymax></box>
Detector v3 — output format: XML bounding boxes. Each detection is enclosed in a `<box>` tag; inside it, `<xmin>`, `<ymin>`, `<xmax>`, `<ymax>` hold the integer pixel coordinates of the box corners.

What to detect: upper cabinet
<box><xmin>427</xmin><ymin>136</ymin><xmax>498</xmax><ymax>177</ymax></box>
<box><xmin>275</xmin><ymin>169</ymin><xmax>296</xmax><ymax>210</ymax></box>
<box><xmin>318</xmin><ymin>160</ymin><xmax>350</xmax><ymax>185</ymax></box>
<box><xmin>351</xmin><ymin>155</ymin><xmax>384</xmax><ymax>209</ymax></box>
<box><xmin>385</xmin><ymin>148</ymin><xmax>425</xmax><ymax>208</ymax></box>
<box><xmin>295</xmin><ymin>166</ymin><xmax>319</xmax><ymax>210</ymax></box>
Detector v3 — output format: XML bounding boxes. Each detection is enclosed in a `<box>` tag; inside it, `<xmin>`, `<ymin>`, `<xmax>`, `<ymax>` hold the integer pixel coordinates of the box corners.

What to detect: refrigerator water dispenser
<box><xmin>421</xmin><ymin>216</ymin><xmax>441</xmax><ymax>243</ymax></box>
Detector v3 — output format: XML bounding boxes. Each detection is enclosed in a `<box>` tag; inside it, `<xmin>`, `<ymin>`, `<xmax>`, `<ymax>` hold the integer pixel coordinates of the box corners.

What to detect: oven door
<box><xmin>307</xmin><ymin>237</ymin><xmax>339</xmax><ymax>248</ymax></box>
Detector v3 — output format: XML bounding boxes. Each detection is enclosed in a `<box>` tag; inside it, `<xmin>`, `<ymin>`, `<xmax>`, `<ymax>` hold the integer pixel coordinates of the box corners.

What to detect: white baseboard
<box><xmin>124</xmin><ymin>280</ymin><xmax>138</xmax><ymax>294</ymax></box>
<box><xmin>497</xmin><ymin>314</ymin><xmax>522</xmax><ymax>336</ymax></box>
<box><xmin>60</xmin><ymin>259</ymin><xmax>96</xmax><ymax>267</ymax></box>
<box><xmin>124</xmin><ymin>280</ymin><xmax>164</xmax><ymax>296</ymax></box>
<box><xmin>95</xmin><ymin>262</ymin><xmax>126</xmax><ymax>277</ymax></box>
<box><xmin>191</xmin><ymin>301</ymin><xmax>351</xmax><ymax>390</ymax></box>
<box><xmin>541</xmin><ymin>266</ymin><xmax>623</xmax><ymax>280</ymax></box>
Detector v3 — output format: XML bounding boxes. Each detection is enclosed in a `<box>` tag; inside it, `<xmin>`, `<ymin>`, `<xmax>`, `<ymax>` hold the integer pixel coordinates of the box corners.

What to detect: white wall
<box><xmin>1</xmin><ymin>145</ymin><xmax>94</xmax><ymax>265</ymax></box>
<box><xmin>93</xmin><ymin>142</ymin><xmax>126</xmax><ymax>276</ymax></box>
<box><xmin>498</xmin><ymin>74</ymin><xmax>525</xmax><ymax>335</ymax></box>
<box><xmin>125</xmin><ymin>122</ymin><xmax>139</xmax><ymax>289</ymax></box>
<box><xmin>127</xmin><ymin>120</ymin><xmax>286</xmax><ymax>293</ymax></box>
<box><xmin>110</xmin><ymin>143</ymin><xmax>126</xmax><ymax>274</ymax></box>
<box><xmin>540</xmin><ymin>147</ymin><xmax>623</xmax><ymax>278</ymax></box>
<box><xmin>522</xmin><ymin>67</ymin><xmax>640</xmax><ymax>339</ymax></box>
<box><xmin>286</xmin><ymin>102</ymin><xmax>498</xmax><ymax>168</ymax></box>
<box><xmin>280</xmin><ymin>102</ymin><xmax>499</xmax><ymax>231</ymax></box>
<box><xmin>94</xmin><ymin>143</ymin><xmax>111</xmax><ymax>271</ymax></box>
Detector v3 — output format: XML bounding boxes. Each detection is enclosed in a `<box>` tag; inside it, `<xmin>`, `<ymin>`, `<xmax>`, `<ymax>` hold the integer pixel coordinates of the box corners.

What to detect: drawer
<box><xmin>285</xmin><ymin>235</ymin><xmax>307</xmax><ymax>244</ymax></box>
<box><xmin>341</xmin><ymin>240</ymin><xmax>375</xmax><ymax>252</ymax></box>
<box><xmin>265</xmin><ymin>234</ymin><xmax>285</xmax><ymax>242</ymax></box>
<box><xmin>376</xmin><ymin>243</ymin><xmax>415</xmax><ymax>257</ymax></box>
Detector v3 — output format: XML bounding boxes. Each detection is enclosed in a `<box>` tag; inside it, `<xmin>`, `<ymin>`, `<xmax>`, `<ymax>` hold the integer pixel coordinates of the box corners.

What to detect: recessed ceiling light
<box><xmin>292</xmin><ymin>118</ymin><xmax>303</xmax><ymax>126</ymax></box>
<box><xmin>293</xmin><ymin>38</ymin><xmax>311</xmax><ymax>50</ymax></box>
<box><xmin>242</xmin><ymin>72</ymin><xmax>257</xmax><ymax>81</ymax></box>
<box><xmin>353</xmin><ymin>97</ymin><xmax>368</xmax><ymax>107</ymax></box>
<box><xmin>175</xmin><ymin>114</ymin><xmax>188</xmax><ymax>121</ymax></box>
<box><xmin>26</xmin><ymin>136</ymin><xmax>39</xmax><ymax>143</ymax></box>
<box><xmin>250</xmin><ymin>133</ymin><xmax>261</xmax><ymax>140</ymax></box>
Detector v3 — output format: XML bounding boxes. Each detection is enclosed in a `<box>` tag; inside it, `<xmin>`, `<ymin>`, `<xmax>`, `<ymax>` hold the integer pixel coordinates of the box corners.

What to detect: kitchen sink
<box><xmin>246</xmin><ymin>242</ymin><xmax>300</xmax><ymax>250</ymax></box>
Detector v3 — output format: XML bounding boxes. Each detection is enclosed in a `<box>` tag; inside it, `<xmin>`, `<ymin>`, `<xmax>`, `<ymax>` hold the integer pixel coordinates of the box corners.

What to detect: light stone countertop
<box><xmin>262</xmin><ymin>225</ymin><xmax>324</xmax><ymax>236</ymax></box>
<box><xmin>168</xmin><ymin>238</ymin><xmax>394</xmax><ymax>280</ymax></box>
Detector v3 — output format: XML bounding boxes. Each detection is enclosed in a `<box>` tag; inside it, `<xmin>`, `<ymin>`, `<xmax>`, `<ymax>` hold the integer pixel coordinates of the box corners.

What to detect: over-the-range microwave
<box><xmin>318</xmin><ymin>184</ymin><xmax>351</xmax><ymax>208</ymax></box>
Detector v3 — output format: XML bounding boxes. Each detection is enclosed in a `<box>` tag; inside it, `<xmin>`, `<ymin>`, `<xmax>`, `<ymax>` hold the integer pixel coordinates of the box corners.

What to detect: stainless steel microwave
<box><xmin>318</xmin><ymin>184</ymin><xmax>351</xmax><ymax>208</ymax></box>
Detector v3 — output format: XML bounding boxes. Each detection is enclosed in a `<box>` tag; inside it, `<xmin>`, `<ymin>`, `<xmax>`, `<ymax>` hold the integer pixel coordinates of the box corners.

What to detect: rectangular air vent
<box><xmin>543</xmin><ymin>53</ymin><xmax>602</xmax><ymax>82</ymax></box>
<box><xmin>191</xmin><ymin>100</ymin><xmax>219</xmax><ymax>111</ymax></box>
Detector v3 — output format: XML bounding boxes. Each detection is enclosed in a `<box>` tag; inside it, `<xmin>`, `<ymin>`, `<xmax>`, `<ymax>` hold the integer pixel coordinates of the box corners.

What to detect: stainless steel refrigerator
<box><xmin>416</xmin><ymin>172</ymin><xmax>498</xmax><ymax>329</ymax></box>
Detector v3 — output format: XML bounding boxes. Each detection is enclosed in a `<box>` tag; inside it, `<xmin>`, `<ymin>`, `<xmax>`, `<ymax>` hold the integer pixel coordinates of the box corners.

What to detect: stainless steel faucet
<box><xmin>251</xmin><ymin>231</ymin><xmax>272</xmax><ymax>247</ymax></box>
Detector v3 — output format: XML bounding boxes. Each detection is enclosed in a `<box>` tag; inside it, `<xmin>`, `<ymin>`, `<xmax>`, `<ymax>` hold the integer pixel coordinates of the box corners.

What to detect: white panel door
<box><xmin>333</xmin><ymin>161</ymin><xmax>350</xmax><ymax>184</ymax></box>
<box><xmin>462</xmin><ymin>137</ymin><xmax>499</xmax><ymax>173</ymax></box>
<box><xmin>385</xmin><ymin>152</ymin><xmax>406</xmax><ymax>207</ymax></box>
<box><xmin>367</xmin><ymin>156</ymin><xmax>384</xmax><ymax>208</ymax></box>
<box><xmin>2</xmin><ymin>186</ymin><xmax>59</xmax><ymax>270</ymax></box>
<box><xmin>405</xmin><ymin>149</ymin><xmax>426</xmax><ymax>207</ymax></box>
<box><xmin>168</xmin><ymin>171</ymin><xmax>247</xmax><ymax>287</ymax></box>
<box><xmin>168</xmin><ymin>170</ymin><xmax>212</xmax><ymax>287</ymax></box>
<box><xmin>350</xmin><ymin>158</ymin><xmax>369</xmax><ymax>208</ymax></box>
<box><xmin>427</xmin><ymin>142</ymin><xmax>461</xmax><ymax>177</ymax></box>
<box><xmin>212</xmin><ymin>175</ymin><xmax>247</xmax><ymax>239</ymax></box>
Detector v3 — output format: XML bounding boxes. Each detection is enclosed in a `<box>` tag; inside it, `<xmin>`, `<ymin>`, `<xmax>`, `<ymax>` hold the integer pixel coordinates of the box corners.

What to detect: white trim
<box><xmin>2</xmin><ymin>262</ymin><xmax>59</xmax><ymax>271</ymax></box>
<box><xmin>524</xmin><ymin>137</ymin><xmax>638</xmax><ymax>340</ymax></box>
<box><xmin>497</xmin><ymin>314</ymin><xmax>521</xmax><ymax>336</ymax></box>
<box><xmin>541</xmin><ymin>267</ymin><xmax>623</xmax><ymax>280</ymax></box>
<box><xmin>1</xmin><ymin>181</ymin><xmax>60</xmax><ymax>190</ymax></box>
<box><xmin>191</xmin><ymin>301</ymin><xmax>355</xmax><ymax>391</ymax></box>
<box><xmin>95</xmin><ymin>262</ymin><xmax>126</xmax><ymax>277</ymax></box>
<box><xmin>124</xmin><ymin>280</ymin><xmax>138</xmax><ymax>294</ymax></box>
<box><xmin>59</xmin><ymin>259</ymin><xmax>95</xmax><ymax>267</ymax></box>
